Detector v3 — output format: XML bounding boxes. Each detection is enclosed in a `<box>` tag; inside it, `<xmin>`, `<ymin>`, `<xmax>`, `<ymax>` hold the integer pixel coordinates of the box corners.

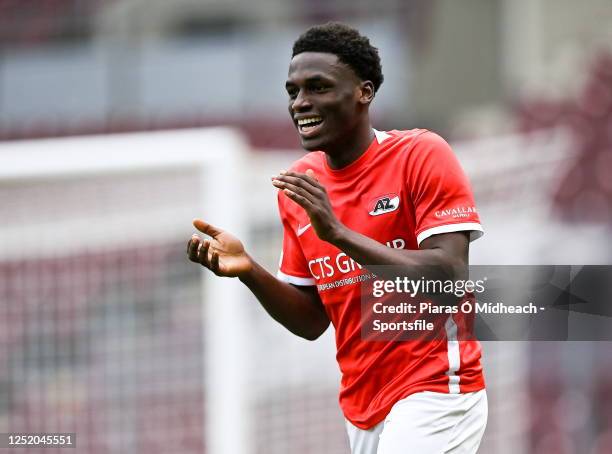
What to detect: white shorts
<box><xmin>345</xmin><ymin>390</ymin><xmax>488</xmax><ymax>454</ymax></box>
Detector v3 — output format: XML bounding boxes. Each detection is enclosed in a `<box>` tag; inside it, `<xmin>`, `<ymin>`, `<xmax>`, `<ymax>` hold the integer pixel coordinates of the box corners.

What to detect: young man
<box><xmin>187</xmin><ymin>23</ymin><xmax>487</xmax><ymax>454</ymax></box>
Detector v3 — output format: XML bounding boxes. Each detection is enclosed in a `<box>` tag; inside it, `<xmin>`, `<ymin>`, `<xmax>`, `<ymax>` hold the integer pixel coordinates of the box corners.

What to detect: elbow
<box><xmin>428</xmin><ymin>250</ymin><xmax>468</xmax><ymax>281</ymax></box>
<box><xmin>301</xmin><ymin>331</ymin><xmax>324</xmax><ymax>341</ymax></box>
<box><xmin>300</xmin><ymin>319</ymin><xmax>330</xmax><ymax>341</ymax></box>
<box><xmin>443</xmin><ymin>256</ymin><xmax>468</xmax><ymax>281</ymax></box>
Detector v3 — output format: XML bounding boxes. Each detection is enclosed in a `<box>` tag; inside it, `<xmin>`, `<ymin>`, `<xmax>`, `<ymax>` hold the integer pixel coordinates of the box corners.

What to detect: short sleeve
<box><xmin>408</xmin><ymin>132</ymin><xmax>484</xmax><ymax>246</ymax></box>
<box><xmin>276</xmin><ymin>193</ymin><xmax>316</xmax><ymax>286</ymax></box>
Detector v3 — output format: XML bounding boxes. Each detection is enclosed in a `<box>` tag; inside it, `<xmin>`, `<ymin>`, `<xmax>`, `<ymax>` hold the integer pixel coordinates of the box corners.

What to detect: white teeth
<box><xmin>297</xmin><ymin>117</ymin><xmax>322</xmax><ymax>126</ymax></box>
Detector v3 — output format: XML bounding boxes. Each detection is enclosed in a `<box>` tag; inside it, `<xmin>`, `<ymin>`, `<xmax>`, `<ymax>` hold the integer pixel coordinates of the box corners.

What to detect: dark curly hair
<box><xmin>292</xmin><ymin>22</ymin><xmax>384</xmax><ymax>93</ymax></box>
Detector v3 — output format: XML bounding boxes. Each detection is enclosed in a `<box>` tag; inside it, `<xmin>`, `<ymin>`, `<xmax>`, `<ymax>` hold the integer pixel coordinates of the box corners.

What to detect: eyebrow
<box><xmin>285</xmin><ymin>75</ymin><xmax>333</xmax><ymax>88</ymax></box>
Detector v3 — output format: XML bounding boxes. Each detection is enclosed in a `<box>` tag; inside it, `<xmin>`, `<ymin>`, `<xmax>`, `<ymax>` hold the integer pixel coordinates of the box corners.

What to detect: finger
<box><xmin>198</xmin><ymin>239</ymin><xmax>211</xmax><ymax>267</ymax></box>
<box><xmin>279</xmin><ymin>170</ymin><xmax>324</xmax><ymax>190</ymax></box>
<box><xmin>188</xmin><ymin>236</ymin><xmax>201</xmax><ymax>262</ymax></box>
<box><xmin>283</xmin><ymin>188</ymin><xmax>314</xmax><ymax>210</ymax></box>
<box><xmin>305</xmin><ymin>168</ymin><xmax>318</xmax><ymax>182</ymax></box>
<box><xmin>273</xmin><ymin>174</ymin><xmax>320</xmax><ymax>194</ymax></box>
<box><xmin>276</xmin><ymin>174</ymin><xmax>324</xmax><ymax>194</ymax></box>
<box><xmin>272</xmin><ymin>180</ymin><xmax>317</xmax><ymax>204</ymax></box>
<box><xmin>193</xmin><ymin>219</ymin><xmax>223</xmax><ymax>238</ymax></box>
<box><xmin>305</xmin><ymin>169</ymin><xmax>325</xmax><ymax>191</ymax></box>
<box><xmin>210</xmin><ymin>250</ymin><xmax>220</xmax><ymax>274</ymax></box>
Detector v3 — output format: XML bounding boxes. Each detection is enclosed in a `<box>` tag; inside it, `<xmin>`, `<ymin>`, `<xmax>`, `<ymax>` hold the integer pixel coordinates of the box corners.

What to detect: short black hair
<box><xmin>292</xmin><ymin>22</ymin><xmax>384</xmax><ymax>93</ymax></box>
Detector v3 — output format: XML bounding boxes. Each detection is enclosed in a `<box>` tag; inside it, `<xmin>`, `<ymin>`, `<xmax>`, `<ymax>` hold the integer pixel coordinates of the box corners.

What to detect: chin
<box><xmin>300</xmin><ymin>137</ymin><xmax>325</xmax><ymax>152</ymax></box>
<box><xmin>301</xmin><ymin>143</ymin><xmax>321</xmax><ymax>152</ymax></box>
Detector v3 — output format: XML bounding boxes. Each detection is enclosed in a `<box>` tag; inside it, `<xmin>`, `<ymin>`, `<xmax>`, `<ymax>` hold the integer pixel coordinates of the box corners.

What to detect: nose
<box><xmin>291</xmin><ymin>89</ymin><xmax>312</xmax><ymax>113</ymax></box>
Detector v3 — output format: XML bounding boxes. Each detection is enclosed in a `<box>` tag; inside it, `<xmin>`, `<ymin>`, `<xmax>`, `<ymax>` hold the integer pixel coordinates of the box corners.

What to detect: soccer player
<box><xmin>187</xmin><ymin>23</ymin><xmax>487</xmax><ymax>454</ymax></box>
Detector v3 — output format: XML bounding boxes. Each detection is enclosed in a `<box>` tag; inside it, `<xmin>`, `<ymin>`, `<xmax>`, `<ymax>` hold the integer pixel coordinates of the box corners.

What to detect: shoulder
<box><xmin>372</xmin><ymin>128</ymin><xmax>445</xmax><ymax>155</ymax></box>
<box><xmin>383</xmin><ymin>129</ymin><xmax>457</xmax><ymax>166</ymax></box>
<box><xmin>412</xmin><ymin>129</ymin><xmax>453</xmax><ymax>151</ymax></box>
<box><xmin>373</xmin><ymin>129</ymin><xmax>463</xmax><ymax>186</ymax></box>
<box><xmin>383</xmin><ymin>128</ymin><xmax>450</xmax><ymax>151</ymax></box>
<box><xmin>374</xmin><ymin>129</ymin><xmax>454</xmax><ymax>167</ymax></box>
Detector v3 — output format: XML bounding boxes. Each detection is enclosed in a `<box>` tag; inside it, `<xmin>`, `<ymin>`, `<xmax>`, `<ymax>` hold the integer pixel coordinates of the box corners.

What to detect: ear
<box><xmin>358</xmin><ymin>81</ymin><xmax>375</xmax><ymax>105</ymax></box>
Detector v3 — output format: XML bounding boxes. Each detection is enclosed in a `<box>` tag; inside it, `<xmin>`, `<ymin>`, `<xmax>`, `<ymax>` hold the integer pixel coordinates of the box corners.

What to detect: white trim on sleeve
<box><xmin>417</xmin><ymin>222</ymin><xmax>484</xmax><ymax>246</ymax></box>
<box><xmin>276</xmin><ymin>270</ymin><xmax>316</xmax><ymax>286</ymax></box>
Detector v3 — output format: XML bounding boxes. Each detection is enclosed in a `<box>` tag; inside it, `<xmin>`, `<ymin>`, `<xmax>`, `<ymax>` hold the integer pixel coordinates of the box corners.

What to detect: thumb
<box><xmin>193</xmin><ymin>219</ymin><xmax>223</xmax><ymax>237</ymax></box>
<box><xmin>306</xmin><ymin>168</ymin><xmax>318</xmax><ymax>181</ymax></box>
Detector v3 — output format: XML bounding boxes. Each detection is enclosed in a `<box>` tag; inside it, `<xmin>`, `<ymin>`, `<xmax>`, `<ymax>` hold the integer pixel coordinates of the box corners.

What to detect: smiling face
<box><xmin>285</xmin><ymin>52</ymin><xmax>372</xmax><ymax>153</ymax></box>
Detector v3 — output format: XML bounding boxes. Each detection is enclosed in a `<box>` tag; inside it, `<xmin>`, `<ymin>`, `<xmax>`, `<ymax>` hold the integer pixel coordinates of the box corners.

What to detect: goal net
<box><xmin>0</xmin><ymin>129</ymin><xmax>253</xmax><ymax>453</ymax></box>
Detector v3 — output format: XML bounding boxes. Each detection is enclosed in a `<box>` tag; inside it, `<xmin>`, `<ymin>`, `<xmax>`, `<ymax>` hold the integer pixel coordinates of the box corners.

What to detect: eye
<box><xmin>311</xmin><ymin>84</ymin><xmax>328</xmax><ymax>93</ymax></box>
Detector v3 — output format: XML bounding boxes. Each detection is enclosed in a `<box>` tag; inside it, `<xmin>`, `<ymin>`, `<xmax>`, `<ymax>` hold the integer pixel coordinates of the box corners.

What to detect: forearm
<box><xmin>239</xmin><ymin>258</ymin><xmax>329</xmax><ymax>340</ymax></box>
<box><xmin>330</xmin><ymin>225</ymin><xmax>467</xmax><ymax>280</ymax></box>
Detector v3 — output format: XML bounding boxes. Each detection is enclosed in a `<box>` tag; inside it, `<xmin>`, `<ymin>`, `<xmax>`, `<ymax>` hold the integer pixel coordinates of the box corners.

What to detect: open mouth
<box><xmin>297</xmin><ymin>116</ymin><xmax>324</xmax><ymax>136</ymax></box>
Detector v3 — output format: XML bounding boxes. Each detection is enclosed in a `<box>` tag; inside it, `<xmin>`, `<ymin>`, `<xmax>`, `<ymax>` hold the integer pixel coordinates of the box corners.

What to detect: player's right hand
<box><xmin>187</xmin><ymin>219</ymin><xmax>253</xmax><ymax>278</ymax></box>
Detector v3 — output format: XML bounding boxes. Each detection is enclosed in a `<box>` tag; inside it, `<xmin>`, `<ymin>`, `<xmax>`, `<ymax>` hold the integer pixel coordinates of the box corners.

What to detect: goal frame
<box><xmin>0</xmin><ymin>128</ymin><xmax>251</xmax><ymax>454</ymax></box>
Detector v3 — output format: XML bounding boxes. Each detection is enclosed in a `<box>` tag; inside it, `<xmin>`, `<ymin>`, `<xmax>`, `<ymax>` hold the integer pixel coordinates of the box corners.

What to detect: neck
<box><xmin>325</xmin><ymin>119</ymin><xmax>375</xmax><ymax>170</ymax></box>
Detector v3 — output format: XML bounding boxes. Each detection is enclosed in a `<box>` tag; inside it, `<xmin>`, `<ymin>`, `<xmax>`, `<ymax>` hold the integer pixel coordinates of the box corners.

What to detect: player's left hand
<box><xmin>272</xmin><ymin>169</ymin><xmax>344</xmax><ymax>243</ymax></box>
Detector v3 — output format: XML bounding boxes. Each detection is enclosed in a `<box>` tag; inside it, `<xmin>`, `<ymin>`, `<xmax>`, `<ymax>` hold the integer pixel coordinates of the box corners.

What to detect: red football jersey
<box><xmin>276</xmin><ymin>129</ymin><xmax>485</xmax><ymax>429</ymax></box>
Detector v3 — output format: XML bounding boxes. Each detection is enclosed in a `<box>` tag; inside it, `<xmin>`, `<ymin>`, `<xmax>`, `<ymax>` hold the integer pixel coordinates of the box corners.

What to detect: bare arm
<box><xmin>187</xmin><ymin>219</ymin><xmax>329</xmax><ymax>340</ymax></box>
<box><xmin>331</xmin><ymin>227</ymin><xmax>469</xmax><ymax>281</ymax></box>
<box><xmin>239</xmin><ymin>261</ymin><xmax>329</xmax><ymax>340</ymax></box>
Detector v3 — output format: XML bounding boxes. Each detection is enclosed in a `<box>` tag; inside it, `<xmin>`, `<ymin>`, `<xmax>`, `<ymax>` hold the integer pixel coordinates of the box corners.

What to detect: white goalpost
<box><xmin>0</xmin><ymin>128</ymin><xmax>250</xmax><ymax>453</ymax></box>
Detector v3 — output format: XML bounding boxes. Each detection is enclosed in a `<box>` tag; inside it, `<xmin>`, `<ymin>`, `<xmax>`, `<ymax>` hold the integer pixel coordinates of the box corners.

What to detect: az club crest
<box><xmin>369</xmin><ymin>194</ymin><xmax>400</xmax><ymax>216</ymax></box>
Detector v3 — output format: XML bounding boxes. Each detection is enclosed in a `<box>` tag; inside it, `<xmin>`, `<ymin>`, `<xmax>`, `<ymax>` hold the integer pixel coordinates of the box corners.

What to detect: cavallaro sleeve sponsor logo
<box><xmin>434</xmin><ymin>206</ymin><xmax>478</xmax><ymax>219</ymax></box>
